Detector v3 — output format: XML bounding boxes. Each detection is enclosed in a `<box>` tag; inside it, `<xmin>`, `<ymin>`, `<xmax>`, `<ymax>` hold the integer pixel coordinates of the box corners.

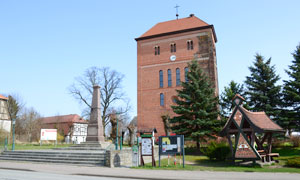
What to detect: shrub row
<box><xmin>286</xmin><ymin>157</ymin><xmax>300</xmax><ymax>168</ymax></box>
<box><xmin>201</xmin><ymin>141</ymin><xmax>231</xmax><ymax>161</ymax></box>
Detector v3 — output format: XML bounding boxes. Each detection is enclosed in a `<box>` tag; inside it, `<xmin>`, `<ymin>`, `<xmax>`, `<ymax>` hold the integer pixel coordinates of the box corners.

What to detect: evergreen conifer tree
<box><xmin>220</xmin><ymin>80</ymin><xmax>245</xmax><ymax>118</ymax></box>
<box><xmin>282</xmin><ymin>44</ymin><xmax>300</xmax><ymax>133</ymax></box>
<box><xmin>170</xmin><ymin>60</ymin><xmax>220</xmax><ymax>150</ymax></box>
<box><xmin>244</xmin><ymin>54</ymin><xmax>282</xmax><ymax>120</ymax></box>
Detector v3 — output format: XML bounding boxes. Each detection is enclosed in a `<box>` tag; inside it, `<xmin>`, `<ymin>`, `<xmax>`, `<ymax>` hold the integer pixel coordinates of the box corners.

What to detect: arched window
<box><xmin>155</xmin><ymin>46</ymin><xmax>160</xmax><ymax>55</ymax></box>
<box><xmin>160</xmin><ymin>93</ymin><xmax>164</xmax><ymax>106</ymax></box>
<box><xmin>176</xmin><ymin>68</ymin><xmax>180</xmax><ymax>86</ymax></box>
<box><xmin>184</xmin><ymin>67</ymin><xmax>189</xmax><ymax>82</ymax></box>
<box><xmin>170</xmin><ymin>43</ymin><xmax>176</xmax><ymax>53</ymax></box>
<box><xmin>187</xmin><ymin>40</ymin><xmax>193</xmax><ymax>50</ymax></box>
<box><xmin>168</xmin><ymin>69</ymin><xmax>172</xmax><ymax>87</ymax></box>
<box><xmin>159</xmin><ymin>70</ymin><xmax>163</xmax><ymax>88</ymax></box>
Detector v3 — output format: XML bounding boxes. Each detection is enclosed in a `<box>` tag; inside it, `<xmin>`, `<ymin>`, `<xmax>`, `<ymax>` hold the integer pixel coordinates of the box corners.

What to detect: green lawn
<box><xmin>135</xmin><ymin>147</ymin><xmax>300</xmax><ymax>173</ymax></box>
<box><xmin>2</xmin><ymin>143</ymin><xmax>72</xmax><ymax>150</ymax></box>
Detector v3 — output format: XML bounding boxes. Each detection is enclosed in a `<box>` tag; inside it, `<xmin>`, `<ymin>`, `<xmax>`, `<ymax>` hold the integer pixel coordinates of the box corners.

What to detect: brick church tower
<box><xmin>135</xmin><ymin>14</ymin><xmax>219</xmax><ymax>136</ymax></box>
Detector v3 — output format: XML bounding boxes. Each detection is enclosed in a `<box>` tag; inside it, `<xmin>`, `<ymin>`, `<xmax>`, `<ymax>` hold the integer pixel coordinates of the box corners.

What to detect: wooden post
<box><xmin>267</xmin><ymin>133</ymin><xmax>273</xmax><ymax>162</ymax></box>
<box><xmin>250</xmin><ymin>131</ymin><xmax>255</xmax><ymax>147</ymax></box>
<box><xmin>227</xmin><ymin>134</ymin><xmax>234</xmax><ymax>159</ymax></box>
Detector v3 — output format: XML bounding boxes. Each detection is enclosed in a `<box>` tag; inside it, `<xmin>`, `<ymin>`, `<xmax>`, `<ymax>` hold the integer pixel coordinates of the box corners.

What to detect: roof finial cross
<box><xmin>174</xmin><ymin>4</ymin><xmax>180</xmax><ymax>20</ymax></box>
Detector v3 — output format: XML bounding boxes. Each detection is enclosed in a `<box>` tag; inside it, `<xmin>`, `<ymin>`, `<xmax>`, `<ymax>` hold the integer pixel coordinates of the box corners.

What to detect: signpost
<box><xmin>158</xmin><ymin>135</ymin><xmax>185</xmax><ymax>167</ymax></box>
<box><xmin>40</xmin><ymin>129</ymin><xmax>57</xmax><ymax>146</ymax></box>
<box><xmin>140</xmin><ymin>135</ymin><xmax>156</xmax><ymax>166</ymax></box>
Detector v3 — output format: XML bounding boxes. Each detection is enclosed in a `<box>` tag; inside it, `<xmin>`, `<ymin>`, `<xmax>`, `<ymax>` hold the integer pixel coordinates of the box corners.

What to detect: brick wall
<box><xmin>137</xmin><ymin>28</ymin><xmax>218</xmax><ymax>137</ymax></box>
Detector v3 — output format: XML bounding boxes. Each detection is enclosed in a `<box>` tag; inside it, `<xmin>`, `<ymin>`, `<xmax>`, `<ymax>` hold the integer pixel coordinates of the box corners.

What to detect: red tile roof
<box><xmin>41</xmin><ymin>114</ymin><xmax>87</xmax><ymax>124</ymax></box>
<box><xmin>240</xmin><ymin>106</ymin><xmax>283</xmax><ymax>132</ymax></box>
<box><xmin>0</xmin><ymin>94</ymin><xmax>8</xmax><ymax>100</ymax></box>
<box><xmin>136</xmin><ymin>15</ymin><xmax>216</xmax><ymax>41</ymax></box>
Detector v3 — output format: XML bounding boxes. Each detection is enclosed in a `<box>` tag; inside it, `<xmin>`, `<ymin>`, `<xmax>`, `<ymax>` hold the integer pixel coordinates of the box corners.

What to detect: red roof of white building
<box><xmin>41</xmin><ymin>114</ymin><xmax>87</xmax><ymax>124</ymax></box>
<box><xmin>0</xmin><ymin>94</ymin><xmax>8</xmax><ymax>100</ymax></box>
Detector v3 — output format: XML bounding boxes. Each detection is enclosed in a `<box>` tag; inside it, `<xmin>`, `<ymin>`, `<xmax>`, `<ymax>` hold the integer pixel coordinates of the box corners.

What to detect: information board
<box><xmin>158</xmin><ymin>135</ymin><xmax>185</xmax><ymax>167</ymax></box>
<box><xmin>40</xmin><ymin>129</ymin><xmax>57</xmax><ymax>141</ymax></box>
<box><xmin>159</xmin><ymin>135</ymin><xmax>183</xmax><ymax>155</ymax></box>
<box><xmin>141</xmin><ymin>138</ymin><xmax>152</xmax><ymax>155</ymax></box>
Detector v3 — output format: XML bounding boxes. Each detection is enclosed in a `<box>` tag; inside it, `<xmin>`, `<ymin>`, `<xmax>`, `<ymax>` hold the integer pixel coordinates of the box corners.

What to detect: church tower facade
<box><xmin>135</xmin><ymin>14</ymin><xmax>219</xmax><ymax>136</ymax></box>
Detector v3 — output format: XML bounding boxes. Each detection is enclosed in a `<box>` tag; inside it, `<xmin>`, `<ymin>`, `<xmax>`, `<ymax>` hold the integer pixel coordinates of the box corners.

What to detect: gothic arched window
<box><xmin>160</xmin><ymin>93</ymin><xmax>164</xmax><ymax>106</ymax></box>
<box><xmin>176</xmin><ymin>68</ymin><xmax>180</xmax><ymax>86</ymax></box>
<box><xmin>168</xmin><ymin>69</ymin><xmax>172</xmax><ymax>87</ymax></box>
<box><xmin>159</xmin><ymin>70</ymin><xmax>163</xmax><ymax>88</ymax></box>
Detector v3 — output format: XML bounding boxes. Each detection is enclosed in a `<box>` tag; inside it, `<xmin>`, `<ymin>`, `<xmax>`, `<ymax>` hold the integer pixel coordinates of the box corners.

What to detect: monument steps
<box><xmin>0</xmin><ymin>156</ymin><xmax>104</xmax><ymax>165</ymax></box>
<box><xmin>0</xmin><ymin>143</ymin><xmax>107</xmax><ymax>166</ymax></box>
<box><xmin>0</xmin><ymin>151</ymin><xmax>105</xmax><ymax>158</ymax></box>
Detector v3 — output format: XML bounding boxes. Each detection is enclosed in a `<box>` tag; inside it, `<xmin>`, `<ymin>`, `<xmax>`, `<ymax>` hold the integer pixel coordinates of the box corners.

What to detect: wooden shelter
<box><xmin>220</xmin><ymin>94</ymin><xmax>285</xmax><ymax>163</ymax></box>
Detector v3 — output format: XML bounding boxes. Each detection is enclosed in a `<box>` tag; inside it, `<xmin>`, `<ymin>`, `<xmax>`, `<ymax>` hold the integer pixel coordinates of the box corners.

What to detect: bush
<box><xmin>202</xmin><ymin>141</ymin><xmax>231</xmax><ymax>161</ymax></box>
<box><xmin>286</xmin><ymin>157</ymin><xmax>300</xmax><ymax>168</ymax></box>
<box><xmin>57</xmin><ymin>133</ymin><xmax>65</xmax><ymax>143</ymax></box>
<box><xmin>290</xmin><ymin>136</ymin><xmax>300</xmax><ymax>147</ymax></box>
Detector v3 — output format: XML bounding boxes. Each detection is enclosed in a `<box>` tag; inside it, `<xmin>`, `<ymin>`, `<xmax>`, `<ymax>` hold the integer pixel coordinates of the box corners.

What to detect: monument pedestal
<box><xmin>86</xmin><ymin>123</ymin><xmax>105</xmax><ymax>142</ymax></box>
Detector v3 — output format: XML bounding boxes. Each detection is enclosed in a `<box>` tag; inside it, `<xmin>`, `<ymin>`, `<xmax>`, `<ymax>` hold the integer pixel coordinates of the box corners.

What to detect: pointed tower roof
<box><xmin>135</xmin><ymin>14</ymin><xmax>217</xmax><ymax>42</ymax></box>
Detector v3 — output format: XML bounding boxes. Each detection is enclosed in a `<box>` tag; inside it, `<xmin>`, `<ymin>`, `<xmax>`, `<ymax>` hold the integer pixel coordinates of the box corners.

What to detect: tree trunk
<box><xmin>196</xmin><ymin>138</ymin><xmax>200</xmax><ymax>150</ymax></box>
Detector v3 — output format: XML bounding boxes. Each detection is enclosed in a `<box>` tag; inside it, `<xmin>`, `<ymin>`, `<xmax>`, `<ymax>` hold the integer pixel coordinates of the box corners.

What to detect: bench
<box><xmin>267</xmin><ymin>153</ymin><xmax>279</xmax><ymax>162</ymax></box>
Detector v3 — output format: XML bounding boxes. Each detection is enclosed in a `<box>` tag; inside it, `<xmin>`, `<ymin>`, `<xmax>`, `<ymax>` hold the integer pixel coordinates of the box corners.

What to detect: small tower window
<box><xmin>168</xmin><ymin>69</ymin><xmax>172</xmax><ymax>87</ymax></box>
<box><xmin>155</xmin><ymin>46</ymin><xmax>160</xmax><ymax>55</ymax></box>
<box><xmin>187</xmin><ymin>40</ymin><xmax>193</xmax><ymax>50</ymax></box>
<box><xmin>170</xmin><ymin>43</ymin><xmax>176</xmax><ymax>53</ymax></box>
<box><xmin>160</xmin><ymin>93</ymin><xmax>164</xmax><ymax>106</ymax></box>
<box><xmin>184</xmin><ymin>67</ymin><xmax>189</xmax><ymax>82</ymax></box>
<box><xmin>159</xmin><ymin>70</ymin><xmax>163</xmax><ymax>88</ymax></box>
<box><xmin>176</xmin><ymin>68</ymin><xmax>181</xmax><ymax>86</ymax></box>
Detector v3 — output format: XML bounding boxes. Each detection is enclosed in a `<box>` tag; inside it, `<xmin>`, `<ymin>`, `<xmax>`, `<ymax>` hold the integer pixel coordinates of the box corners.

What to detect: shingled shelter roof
<box><xmin>220</xmin><ymin>95</ymin><xmax>284</xmax><ymax>136</ymax></box>
<box><xmin>241</xmin><ymin>107</ymin><xmax>284</xmax><ymax>131</ymax></box>
<box><xmin>135</xmin><ymin>14</ymin><xmax>217</xmax><ymax>42</ymax></box>
<box><xmin>240</xmin><ymin>106</ymin><xmax>283</xmax><ymax>132</ymax></box>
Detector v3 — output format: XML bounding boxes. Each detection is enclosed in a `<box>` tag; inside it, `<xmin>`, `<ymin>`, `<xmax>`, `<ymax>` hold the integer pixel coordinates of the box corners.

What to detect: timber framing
<box><xmin>220</xmin><ymin>94</ymin><xmax>285</xmax><ymax>163</ymax></box>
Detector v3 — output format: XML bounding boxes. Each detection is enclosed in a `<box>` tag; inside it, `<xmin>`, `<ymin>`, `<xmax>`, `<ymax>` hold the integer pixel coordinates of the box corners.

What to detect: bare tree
<box><xmin>109</xmin><ymin>110</ymin><xmax>130</xmax><ymax>145</ymax></box>
<box><xmin>68</xmin><ymin>67</ymin><xmax>130</xmax><ymax>136</ymax></box>
<box><xmin>127</xmin><ymin>116</ymin><xmax>137</xmax><ymax>146</ymax></box>
<box><xmin>19</xmin><ymin>107</ymin><xmax>41</xmax><ymax>142</ymax></box>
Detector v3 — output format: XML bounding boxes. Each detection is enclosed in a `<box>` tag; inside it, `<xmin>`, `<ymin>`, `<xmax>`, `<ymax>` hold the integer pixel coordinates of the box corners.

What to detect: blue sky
<box><xmin>1</xmin><ymin>0</ymin><xmax>300</xmax><ymax>119</ymax></box>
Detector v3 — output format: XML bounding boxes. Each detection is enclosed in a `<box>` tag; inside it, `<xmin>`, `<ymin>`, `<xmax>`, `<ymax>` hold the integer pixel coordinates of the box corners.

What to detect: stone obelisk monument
<box><xmin>86</xmin><ymin>85</ymin><xmax>105</xmax><ymax>143</ymax></box>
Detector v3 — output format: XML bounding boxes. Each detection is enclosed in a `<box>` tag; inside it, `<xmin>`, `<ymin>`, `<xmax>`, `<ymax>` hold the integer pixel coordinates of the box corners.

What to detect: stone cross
<box><xmin>86</xmin><ymin>85</ymin><xmax>105</xmax><ymax>143</ymax></box>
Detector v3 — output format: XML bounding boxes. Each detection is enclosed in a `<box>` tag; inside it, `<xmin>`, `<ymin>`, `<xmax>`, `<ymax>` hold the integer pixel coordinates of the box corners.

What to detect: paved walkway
<box><xmin>0</xmin><ymin>161</ymin><xmax>299</xmax><ymax>180</ymax></box>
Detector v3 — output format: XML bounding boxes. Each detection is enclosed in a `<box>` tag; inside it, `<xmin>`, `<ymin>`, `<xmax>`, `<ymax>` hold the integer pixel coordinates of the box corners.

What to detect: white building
<box><xmin>0</xmin><ymin>95</ymin><xmax>11</xmax><ymax>133</ymax></box>
<box><xmin>40</xmin><ymin>114</ymin><xmax>88</xmax><ymax>144</ymax></box>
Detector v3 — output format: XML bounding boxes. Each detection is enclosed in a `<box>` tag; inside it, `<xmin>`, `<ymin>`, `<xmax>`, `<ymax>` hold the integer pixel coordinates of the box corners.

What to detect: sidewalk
<box><xmin>0</xmin><ymin>160</ymin><xmax>299</xmax><ymax>180</ymax></box>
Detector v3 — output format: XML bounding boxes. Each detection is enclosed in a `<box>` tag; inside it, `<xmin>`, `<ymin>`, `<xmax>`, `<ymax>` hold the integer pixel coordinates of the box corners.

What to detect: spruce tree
<box><xmin>244</xmin><ymin>54</ymin><xmax>282</xmax><ymax>120</ymax></box>
<box><xmin>220</xmin><ymin>80</ymin><xmax>245</xmax><ymax>118</ymax></box>
<box><xmin>282</xmin><ymin>43</ymin><xmax>300</xmax><ymax>133</ymax></box>
<box><xmin>170</xmin><ymin>60</ymin><xmax>220</xmax><ymax>150</ymax></box>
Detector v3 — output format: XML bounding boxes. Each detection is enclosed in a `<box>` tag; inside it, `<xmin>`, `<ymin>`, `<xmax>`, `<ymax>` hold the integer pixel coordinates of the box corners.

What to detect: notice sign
<box><xmin>159</xmin><ymin>135</ymin><xmax>184</xmax><ymax>155</ymax></box>
<box><xmin>40</xmin><ymin>129</ymin><xmax>57</xmax><ymax>141</ymax></box>
<box><xmin>141</xmin><ymin>138</ymin><xmax>152</xmax><ymax>155</ymax></box>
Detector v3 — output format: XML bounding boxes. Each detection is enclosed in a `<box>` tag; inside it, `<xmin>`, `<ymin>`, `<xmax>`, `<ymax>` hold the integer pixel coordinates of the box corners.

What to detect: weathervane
<box><xmin>175</xmin><ymin>4</ymin><xmax>180</xmax><ymax>20</ymax></box>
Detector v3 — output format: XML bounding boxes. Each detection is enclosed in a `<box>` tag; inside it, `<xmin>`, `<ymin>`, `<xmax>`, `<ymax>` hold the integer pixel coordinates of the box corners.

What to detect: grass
<box><xmin>134</xmin><ymin>147</ymin><xmax>300</xmax><ymax>173</ymax></box>
<box><xmin>2</xmin><ymin>143</ymin><xmax>72</xmax><ymax>150</ymax></box>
